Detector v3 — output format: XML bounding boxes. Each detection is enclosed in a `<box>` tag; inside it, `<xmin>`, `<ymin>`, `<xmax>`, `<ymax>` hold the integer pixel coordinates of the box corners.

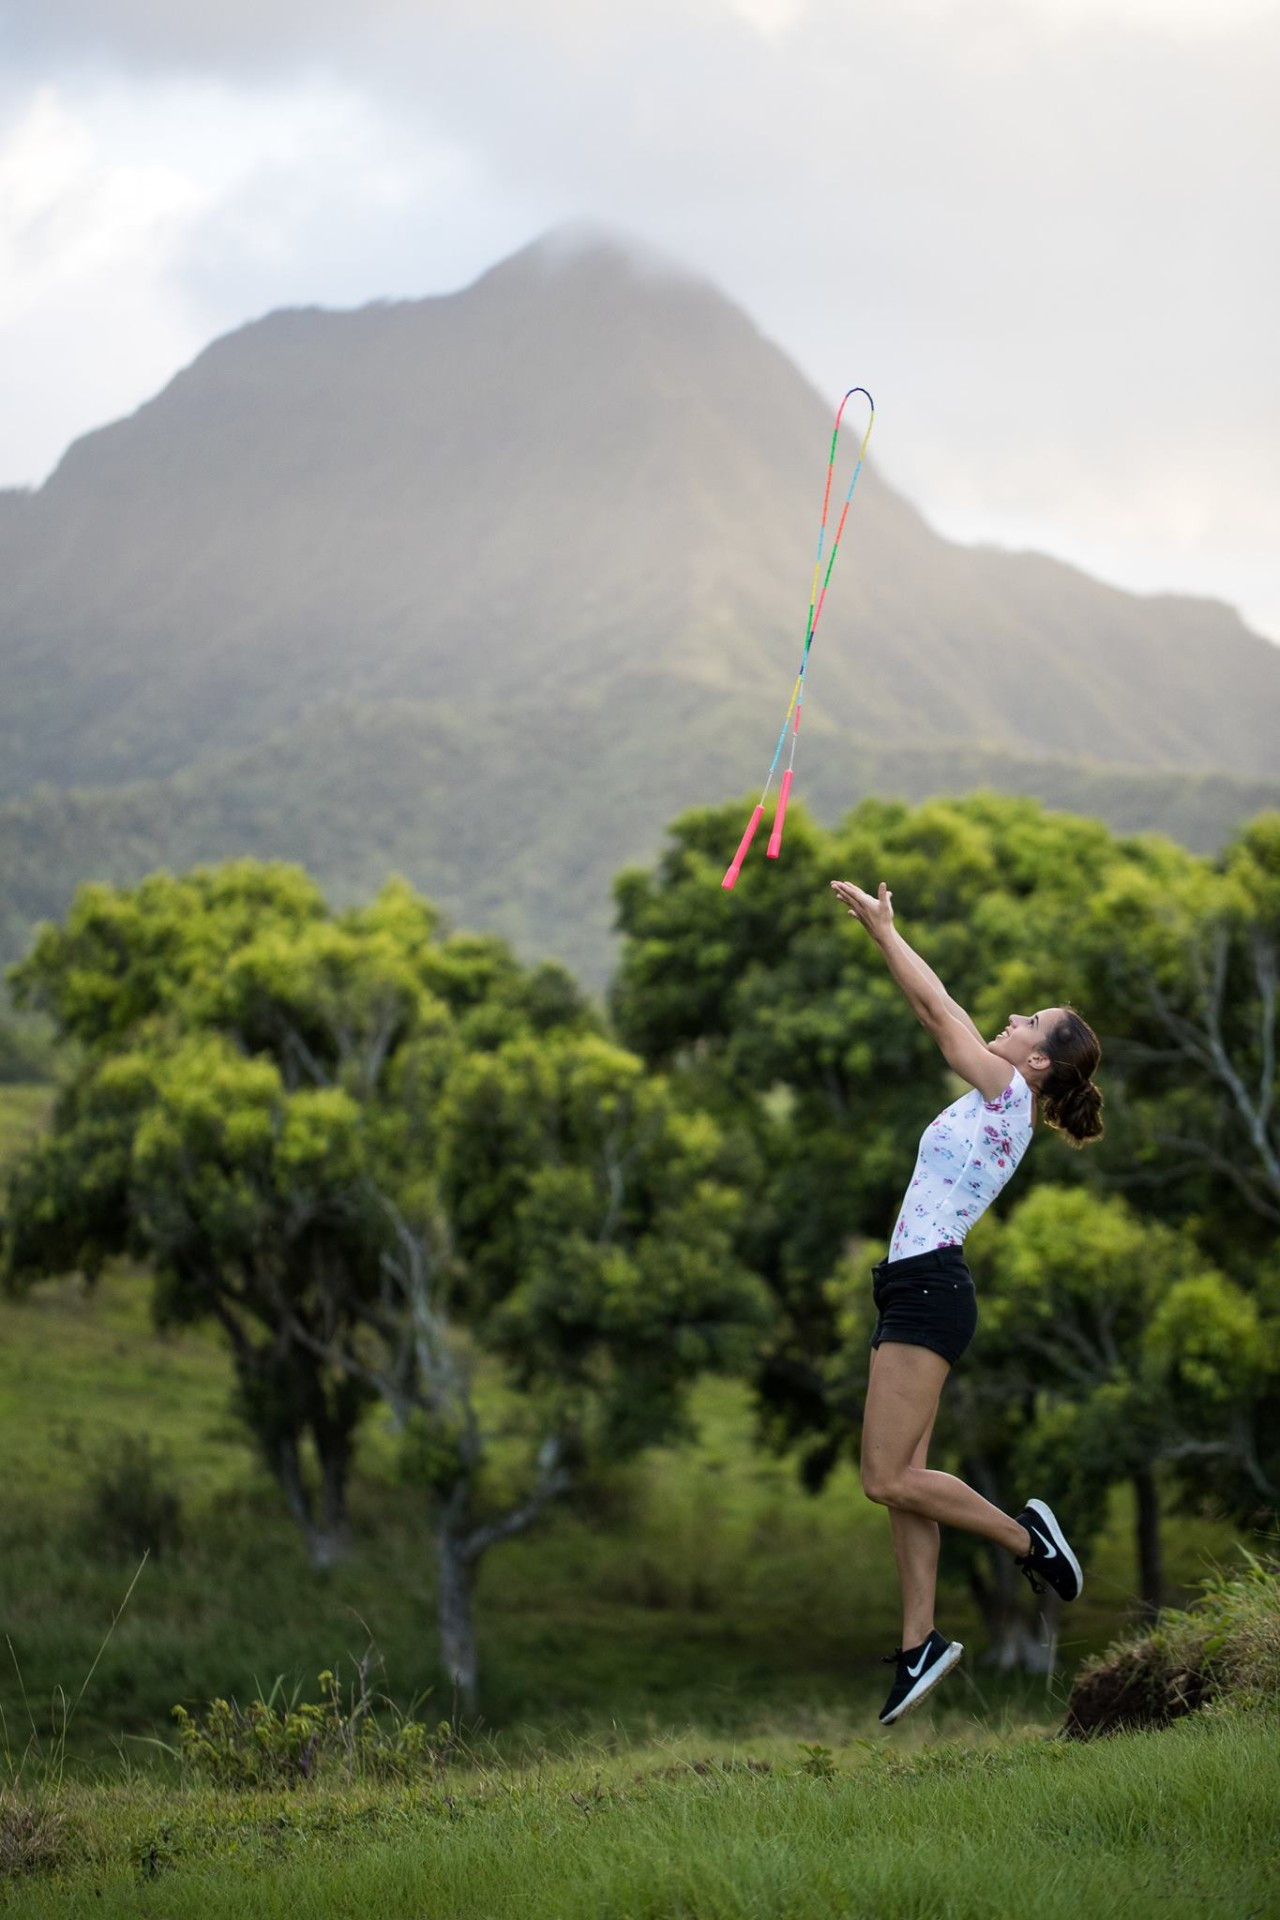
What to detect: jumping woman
<box><xmin>830</xmin><ymin>878</ymin><xmax>1104</xmax><ymax>1726</ymax></box>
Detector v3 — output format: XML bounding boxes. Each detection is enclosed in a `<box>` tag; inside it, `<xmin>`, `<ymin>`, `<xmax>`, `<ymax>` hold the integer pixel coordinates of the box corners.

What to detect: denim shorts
<box><xmin>870</xmin><ymin>1245</ymin><xmax>978</xmax><ymax>1367</ymax></box>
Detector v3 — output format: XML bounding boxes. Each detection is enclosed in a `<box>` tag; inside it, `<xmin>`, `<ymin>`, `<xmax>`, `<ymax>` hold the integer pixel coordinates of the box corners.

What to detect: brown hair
<box><xmin>1040</xmin><ymin>1008</ymin><xmax>1104</xmax><ymax>1147</ymax></box>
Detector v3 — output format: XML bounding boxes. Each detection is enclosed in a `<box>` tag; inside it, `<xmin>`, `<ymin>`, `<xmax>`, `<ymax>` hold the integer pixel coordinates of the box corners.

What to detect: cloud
<box><xmin>0</xmin><ymin>77</ymin><xmax>544</xmax><ymax>486</ymax></box>
<box><xmin>0</xmin><ymin>88</ymin><xmax>210</xmax><ymax>481</ymax></box>
<box><xmin>5</xmin><ymin>0</ymin><xmax>1272</xmax><ymax>72</ymax></box>
<box><xmin>0</xmin><ymin>87</ymin><xmax>201</xmax><ymax>318</ymax></box>
<box><xmin>1</xmin><ymin>0</ymin><xmax>1276</xmax><ymax>635</ymax></box>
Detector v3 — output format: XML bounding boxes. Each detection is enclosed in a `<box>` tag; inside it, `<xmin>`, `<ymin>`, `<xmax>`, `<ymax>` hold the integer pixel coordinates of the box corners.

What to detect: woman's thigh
<box><xmin>862</xmin><ymin>1342</ymin><xmax>951</xmax><ymax>1485</ymax></box>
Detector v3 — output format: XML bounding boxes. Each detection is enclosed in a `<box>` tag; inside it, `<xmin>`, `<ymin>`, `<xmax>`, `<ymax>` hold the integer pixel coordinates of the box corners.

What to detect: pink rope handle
<box><xmin>721</xmin><ymin>805</ymin><xmax>764</xmax><ymax>890</ymax></box>
<box><xmin>766</xmin><ymin>769</ymin><xmax>794</xmax><ymax>859</ymax></box>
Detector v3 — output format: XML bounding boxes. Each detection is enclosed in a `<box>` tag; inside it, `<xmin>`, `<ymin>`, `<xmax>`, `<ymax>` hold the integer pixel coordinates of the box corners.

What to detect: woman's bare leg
<box><xmin>862</xmin><ymin>1342</ymin><xmax>1030</xmax><ymax>1556</ymax></box>
<box><xmin>885</xmin><ymin>1369</ymin><xmax>942</xmax><ymax>1647</ymax></box>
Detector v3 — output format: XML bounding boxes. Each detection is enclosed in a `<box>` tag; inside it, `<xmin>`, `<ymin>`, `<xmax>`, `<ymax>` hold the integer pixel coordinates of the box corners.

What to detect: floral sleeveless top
<box><xmin>887</xmin><ymin>1070</ymin><xmax>1034</xmax><ymax>1261</ymax></box>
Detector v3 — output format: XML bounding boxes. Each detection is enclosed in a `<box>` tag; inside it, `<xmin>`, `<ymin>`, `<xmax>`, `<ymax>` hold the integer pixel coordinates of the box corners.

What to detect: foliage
<box><xmin>1071</xmin><ymin>810</ymin><xmax>1280</xmax><ymax>1258</ymax></box>
<box><xmin>171</xmin><ymin>1663</ymin><xmax>452</xmax><ymax>1789</ymax></box>
<box><xmin>0</xmin><ymin>1011</ymin><xmax>57</xmax><ymax>1087</ymax></box>
<box><xmin>437</xmin><ymin>1033</ymin><xmax>766</xmax><ymax>1457</ymax></box>
<box><xmin>612</xmin><ymin>791</ymin><xmax>1280</xmax><ymax>1624</ymax></box>
<box><xmin>2</xmin><ymin>860</ymin><xmax>764</xmax><ymax>1704</ymax></box>
<box><xmin>81</xmin><ymin>1434</ymin><xmax>184</xmax><ymax>1562</ymax></box>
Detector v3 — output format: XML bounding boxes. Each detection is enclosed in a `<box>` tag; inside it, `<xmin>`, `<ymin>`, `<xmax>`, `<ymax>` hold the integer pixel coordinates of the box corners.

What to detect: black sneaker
<box><xmin>878</xmin><ymin>1630</ymin><xmax>964</xmax><ymax>1726</ymax></box>
<box><xmin>1014</xmin><ymin>1498</ymin><xmax>1084</xmax><ymax>1602</ymax></box>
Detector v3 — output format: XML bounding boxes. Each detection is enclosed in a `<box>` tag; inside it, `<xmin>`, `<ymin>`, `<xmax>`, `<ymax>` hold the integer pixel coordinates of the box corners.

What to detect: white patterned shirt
<box><xmin>887</xmin><ymin>1069</ymin><xmax>1034</xmax><ymax>1261</ymax></box>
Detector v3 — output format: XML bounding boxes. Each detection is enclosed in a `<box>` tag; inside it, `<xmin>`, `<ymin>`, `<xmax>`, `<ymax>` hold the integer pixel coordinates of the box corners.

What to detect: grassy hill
<box><xmin>0</xmin><ymin>1252</ymin><xmax>1273</xmax><ymax>1920</ymax></box>
<box><xmin>7</xmin><ymin>1707</ymin><xmax>1278</xmax><ymax>1916</ymax></box>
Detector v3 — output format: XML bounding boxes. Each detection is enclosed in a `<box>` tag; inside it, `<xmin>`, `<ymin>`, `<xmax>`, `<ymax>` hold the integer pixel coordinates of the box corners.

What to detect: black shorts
<box><xmin>870</xmin><ymin>1246</ymin><xmax>978</xmax><ymax>1367</ymax></box>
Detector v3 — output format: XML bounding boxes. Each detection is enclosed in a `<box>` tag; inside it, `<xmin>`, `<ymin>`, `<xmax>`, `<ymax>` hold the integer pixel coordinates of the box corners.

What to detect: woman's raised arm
<box><xmin>830</xmin><ymin>880</ymin><xmax>1011</xmax><ymax>1101</ymax></box>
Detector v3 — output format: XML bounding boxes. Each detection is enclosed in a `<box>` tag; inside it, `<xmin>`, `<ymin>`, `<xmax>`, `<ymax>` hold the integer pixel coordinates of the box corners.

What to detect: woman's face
<box><xmin>988</xmin><ymin>1006</ymin><xmax>1064</xmax><ymax>1077</ymax></box>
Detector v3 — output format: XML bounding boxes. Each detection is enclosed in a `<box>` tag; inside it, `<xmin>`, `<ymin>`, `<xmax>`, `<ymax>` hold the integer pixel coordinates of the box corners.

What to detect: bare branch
<box><xmin>1146</xmin><ymin>1129</ymin><xmax>1280</xmax><ymax>1224</ymax></box>
<box><xmin>461</xmin><ymin>1436</ymin><xmax>573</xmax><ymax>1564</ymax></box>
<box><xmin>1013</xmin><ymin>1327</ymin><xmax>1103</xmax><ymax>1392</ymax></box>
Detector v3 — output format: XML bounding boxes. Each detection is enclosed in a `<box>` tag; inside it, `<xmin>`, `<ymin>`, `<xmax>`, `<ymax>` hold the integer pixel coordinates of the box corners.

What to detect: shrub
<box><xmin>1065</xmin><ymin>1549</ymin><xmax>1280</xmax><ymax>1737</ymax></box>
<box><xmin>173</xmin><ymin>1660</ymin><xmax>453</xmax><ymax>1789</ymax></box>
<box><xmin>81</xmin><ymin>1432</ymin><xmax>184</xmax><ymax>1561</ymax></box>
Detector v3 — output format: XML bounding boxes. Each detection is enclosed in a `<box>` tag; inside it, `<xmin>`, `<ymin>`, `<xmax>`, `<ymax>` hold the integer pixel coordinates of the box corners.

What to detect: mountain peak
<box><xmin>474</xmin><ymin>222</ymin><xmax>707</xmax><ymax>293</ymax></box>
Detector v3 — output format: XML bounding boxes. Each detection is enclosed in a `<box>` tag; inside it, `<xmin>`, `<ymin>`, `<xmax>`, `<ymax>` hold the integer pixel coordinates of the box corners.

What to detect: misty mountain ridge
<box><xmin>1</xmin><ymin>229</ymin><xmax>1277</xmax><ymax>981</ymax></box>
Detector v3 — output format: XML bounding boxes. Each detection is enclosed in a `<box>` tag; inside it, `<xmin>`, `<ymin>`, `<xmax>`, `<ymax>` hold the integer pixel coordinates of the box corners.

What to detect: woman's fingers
<box><xmin>831</xmin><ymin>881</ymin><xmax>877</xmax><ymax>908</ymax></box>
<box><xmin>830</xmin><ymin>880</ymin><xmax>879</xmax><ymax>925</ymax></box>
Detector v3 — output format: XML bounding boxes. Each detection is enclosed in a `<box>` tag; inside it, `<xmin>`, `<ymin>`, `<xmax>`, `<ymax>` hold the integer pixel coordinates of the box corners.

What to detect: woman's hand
<box><xmin>830</xmin><ymin>879</ymin><xmax>895</xmax><ymax>941</ymax></box>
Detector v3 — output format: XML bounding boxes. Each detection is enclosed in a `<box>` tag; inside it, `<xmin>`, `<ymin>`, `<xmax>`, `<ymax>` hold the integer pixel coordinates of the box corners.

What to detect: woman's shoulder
<box><xmin>981</xmin><ymin>1067</ymin><xmax>1034</xmax><ymax>1121</ymax></box>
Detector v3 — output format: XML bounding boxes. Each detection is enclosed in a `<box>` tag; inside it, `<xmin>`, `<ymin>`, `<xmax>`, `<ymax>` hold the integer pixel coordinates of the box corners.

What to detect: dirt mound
<box><xmin>1064</xmin><ymin>1643</ymin><xmax>1212</xmax><ymax>1738</ymax></box>
<box><xmin>1064</xmin><ymin>1554</ymin><xmax>1279</xmax><ymax>1740</ymax></box>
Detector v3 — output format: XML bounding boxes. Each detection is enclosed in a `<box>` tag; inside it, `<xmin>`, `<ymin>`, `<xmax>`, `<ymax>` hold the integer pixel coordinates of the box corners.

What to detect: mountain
<box><xmin>1</xmin><ymin>230</ymin><xmax>1278</xmax><ymax>982</ymax></box>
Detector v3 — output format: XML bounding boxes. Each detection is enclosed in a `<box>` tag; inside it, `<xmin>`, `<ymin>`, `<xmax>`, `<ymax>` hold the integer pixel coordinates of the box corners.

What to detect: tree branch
<box><xmin>460</xmin><ymin>1436</ymin><xmax>573</xmax><ymax>1565</ymax></box>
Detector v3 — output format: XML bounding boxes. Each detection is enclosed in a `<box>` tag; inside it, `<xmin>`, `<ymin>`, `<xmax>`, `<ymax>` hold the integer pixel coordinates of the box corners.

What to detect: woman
<box><xmin>830</xmin><ymin>878</ymin><xmax>1104</xmax><ymax>1726</ymax></box>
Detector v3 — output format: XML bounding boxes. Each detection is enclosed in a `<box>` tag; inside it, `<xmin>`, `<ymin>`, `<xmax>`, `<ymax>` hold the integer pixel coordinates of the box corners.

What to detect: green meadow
<box><xmin>0</xmin><ymin>1077</ymin><xmax>1273</xmax><ymax>1916</ymax></box>
<box><xmin>3</xmin><ymin>1709</ymin><xmax>1277</xmax><ymax>1916</ymax></box>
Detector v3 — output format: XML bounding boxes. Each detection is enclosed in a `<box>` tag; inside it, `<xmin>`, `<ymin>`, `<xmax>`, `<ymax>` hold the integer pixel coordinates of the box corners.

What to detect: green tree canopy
<box><xmin>612</xmin><ymin>791</ymin><xmax>1280</xmax><ymax>1647</ymax></box>
<box><xmin>3</xmin><ymin>860</ymin><xmax>764</xmax><ymax>1705</ymax></box>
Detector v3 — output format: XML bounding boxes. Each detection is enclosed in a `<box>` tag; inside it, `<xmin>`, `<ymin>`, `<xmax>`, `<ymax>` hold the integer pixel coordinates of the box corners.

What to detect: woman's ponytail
<box><xmin>1040</xmin><ymin>1010</ymin><xmax>1104</xmax><ymax>1147</ymax></box>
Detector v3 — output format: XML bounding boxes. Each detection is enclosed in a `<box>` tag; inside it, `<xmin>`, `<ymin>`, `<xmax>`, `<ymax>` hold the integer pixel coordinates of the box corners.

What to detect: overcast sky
<box><xmin>3</xmin><ymin>0</ymin><xmax>1278</xmax><ymax>640</ymax></box>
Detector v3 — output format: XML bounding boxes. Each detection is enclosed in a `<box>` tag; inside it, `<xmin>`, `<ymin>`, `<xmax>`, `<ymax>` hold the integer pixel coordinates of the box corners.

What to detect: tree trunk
<box><xmin>271</xmin><ymin>1431</ymin><xmax>315</xmax><ymax>1536</ymax></box>
<box><xmin>305</xmin><ymin>1514</ymin><xmax>351</xmax><ymax>1572</ymax></box>
<box><xmin>312</xmin><ymin>1412</ymin><xmax>354</xmax><ymax>1570</ymax></box>
<box><xmin>438</xmin><ymin>1526</ymin><xmax>479</xmax><ymax>1721</ymax></box>
<box><xmin>1133</xmin><ymin>1467</ymin><xmax>1164</xmax><ymax>1618</ymax></box>
<box><xmin>267</xmin><ymin>1429</ymin><xmax>351</xmax><ymax>1571</ymax></box>
<box><xmin>967</xmin><ymin>1550</ymin><xmax>1059</xmax><ymax>1672</ymax></box>
<box><xmin>960</xmin><ymin>1450</ymin><xmax>1057</xmax><ymax>1673</ymax></box>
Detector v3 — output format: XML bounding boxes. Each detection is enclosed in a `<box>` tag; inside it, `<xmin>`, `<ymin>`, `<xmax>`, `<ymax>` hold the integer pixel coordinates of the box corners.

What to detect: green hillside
<box><xmin>1</xmin><ymin>695</ymin><xmax>1275</xmax><ymax>983</ymax></box>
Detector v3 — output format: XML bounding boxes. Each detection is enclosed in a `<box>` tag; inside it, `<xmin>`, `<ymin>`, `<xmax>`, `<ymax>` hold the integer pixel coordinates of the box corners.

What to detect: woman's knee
<box><xmin>860</xmin><ymin>1460</ymin><xmax>905</xmax><ymax>1507</ymax></box>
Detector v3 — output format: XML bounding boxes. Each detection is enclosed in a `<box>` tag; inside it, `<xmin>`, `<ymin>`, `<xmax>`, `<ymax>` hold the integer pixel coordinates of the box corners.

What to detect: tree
<box><xmin>2</xmin><ymin>864</ymin><xmax>570</xmax><ymax>1568</ymax></box>
<box><xmin>3</xmin><ymin>861</ymin><xmax>766</xmax><ymax>1709</ymax></box>
<box><xmin>970</xmin><ymin>1186</ymin><xmax>1273</xmax><ymax>1617</ymax></box>
<box><xmin>292</xmin><ymin>1028</ymin><xmax>766</xmax><ymax>1711</ymax></box>
<box><xmin>1076</xmin><ymin>813</ymin><xmax>1280</xmax><ymax>1251</ymax></box>
<box><xmin>612</xmin><ymin>792</ymin><xmax>1280</xmax><ymax>1658</ymax></box>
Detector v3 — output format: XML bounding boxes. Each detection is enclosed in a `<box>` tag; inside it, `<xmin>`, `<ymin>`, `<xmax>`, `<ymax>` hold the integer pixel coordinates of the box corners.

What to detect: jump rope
<box><xmin>721</xmin><ymin>386</ymin><xmax>875</xmax><ymax>889</ymax></box>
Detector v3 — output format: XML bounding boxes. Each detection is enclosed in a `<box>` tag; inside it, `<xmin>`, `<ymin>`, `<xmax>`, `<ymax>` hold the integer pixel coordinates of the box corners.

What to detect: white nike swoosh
<box><xmin>907</xmin><ymin>1648</ymin><xmax>931</xmax><ymax>1678</ymax></box>
<box><xmin>1036</xmin><ymin>1534</ymin><xmax>1058</xmax><ymax>1560</ymax></box>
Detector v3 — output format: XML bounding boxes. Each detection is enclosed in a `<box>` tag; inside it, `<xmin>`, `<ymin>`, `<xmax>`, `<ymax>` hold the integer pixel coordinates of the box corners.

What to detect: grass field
<box><xmin>1</xmin><ymin>1083</ymin><xmax>1273</xmax><ymax>1916</ymax></box>
<box><xmin>3</xmin><ymin>1709</ymin><xmax>1277</xmax><ymax>1916</ymax></box>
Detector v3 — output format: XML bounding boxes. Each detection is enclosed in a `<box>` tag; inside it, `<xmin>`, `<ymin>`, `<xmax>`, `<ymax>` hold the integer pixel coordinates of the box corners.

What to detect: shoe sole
<box><xmin>878</xmin><ymin>1640</ymin><xmax>964</xmax><ymax>1726</ymax></box>
<box><xmin>1025</xmin><ymin>1498</ymin><xmax>1084</xmax><ymax>1601</ymax></box>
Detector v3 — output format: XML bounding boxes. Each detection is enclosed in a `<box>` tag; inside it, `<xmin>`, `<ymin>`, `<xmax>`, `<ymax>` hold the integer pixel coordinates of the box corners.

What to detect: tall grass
<box><xmin>3</xmin><ymin>1708</ymin><xmax>1276</xmax><ymax>1917</ymax></box>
